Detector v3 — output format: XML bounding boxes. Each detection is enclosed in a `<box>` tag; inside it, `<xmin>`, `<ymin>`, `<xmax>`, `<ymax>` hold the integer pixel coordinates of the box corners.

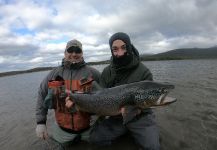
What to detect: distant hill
<box><xmin>141</xmin><ymin>47</ymin><xmax>217</xmax><ymax>61</ymax></box>
<box><xmin>1</xmin><ymin>47</ymin><xmax>217</xmax><ymax>77</ymax></box>
<box><xmin>0</xmin><ymin>67</ymin><xmax>54</xmax><ymax>77</ymax></box>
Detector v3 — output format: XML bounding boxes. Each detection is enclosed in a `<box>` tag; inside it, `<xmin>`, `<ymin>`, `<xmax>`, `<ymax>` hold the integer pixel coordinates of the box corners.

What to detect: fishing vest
<box><xmin>45</xmin><ymin>77</ymin><xmax>93</xmax><ymax>132</ymax></box>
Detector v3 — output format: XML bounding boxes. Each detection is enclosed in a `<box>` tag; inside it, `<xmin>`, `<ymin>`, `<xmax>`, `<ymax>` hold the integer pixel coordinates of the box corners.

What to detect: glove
<box><xmin>36</xmin><ymin>124</ymin><xmax>48</xmax><ymax>140</ymax></box>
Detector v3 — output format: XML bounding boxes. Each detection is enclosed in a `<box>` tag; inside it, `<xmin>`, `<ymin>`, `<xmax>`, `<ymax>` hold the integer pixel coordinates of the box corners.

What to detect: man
<box><xmin>35</xmin><ymin>39</ymin><xmax>100</xmax><ymax>147</ymax></box>
<box><xmin>90</xmin><ymin>32</ymin><xmax>160</xmax><ymax>150</ymax></box>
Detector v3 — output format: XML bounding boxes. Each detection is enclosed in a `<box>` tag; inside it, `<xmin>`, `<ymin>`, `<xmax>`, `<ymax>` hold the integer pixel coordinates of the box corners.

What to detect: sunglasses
<box><xmin>67</xmin><ymin>46</ymin><xmax>82</xmax><ymax>54</ymax></box>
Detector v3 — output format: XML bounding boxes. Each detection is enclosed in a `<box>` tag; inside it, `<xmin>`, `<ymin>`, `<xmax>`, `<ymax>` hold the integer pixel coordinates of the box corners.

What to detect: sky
<box><xmin>0</xmin><ymin>0</ymin><xmax>217</xmax><ymax>72</ymax></box>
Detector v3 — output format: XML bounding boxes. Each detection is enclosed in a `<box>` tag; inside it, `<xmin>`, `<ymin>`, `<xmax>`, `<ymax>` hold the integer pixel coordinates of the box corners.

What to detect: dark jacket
<box><xmin>100</xmin><ymin>52</ymin><xmax>153</xmax><ymax>88</ymax></box>
<box><xmin>100</xmin><ymin>46</ymin><xmax>153</xmax><ymax>114</ymax></box>
<box><xmin>36</xmin><ymin>60</ymin><xmax>100</xmax><ymax>124</ymax></box>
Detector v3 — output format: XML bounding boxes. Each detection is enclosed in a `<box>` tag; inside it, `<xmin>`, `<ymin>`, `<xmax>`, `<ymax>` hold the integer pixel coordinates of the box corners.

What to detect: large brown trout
<box><xmin>69</xmin><ymin>80</ymin><xmax>176</xmax><ymax>123</ymax></box>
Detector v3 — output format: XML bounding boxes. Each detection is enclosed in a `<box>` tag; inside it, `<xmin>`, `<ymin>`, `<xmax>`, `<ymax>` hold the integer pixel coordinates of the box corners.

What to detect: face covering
<box><xmin>113</xmin><ymin>52</ymin><xmax>133</xmax><ymax>66</ymax></box>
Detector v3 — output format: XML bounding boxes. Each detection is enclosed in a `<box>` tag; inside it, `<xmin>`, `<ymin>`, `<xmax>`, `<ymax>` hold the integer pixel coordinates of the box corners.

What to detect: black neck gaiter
<box><xmin>113</xmin><ymin>52</ymin><xmax>133</xmax><ymax>67</ymax></box>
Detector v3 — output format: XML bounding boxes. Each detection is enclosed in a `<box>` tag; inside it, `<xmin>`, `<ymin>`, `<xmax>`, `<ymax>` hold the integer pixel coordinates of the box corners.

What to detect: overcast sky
<box><xmin>0</xmin><ymin>0</ymin><xmax>217</xmax><ymax>72</ymax></box>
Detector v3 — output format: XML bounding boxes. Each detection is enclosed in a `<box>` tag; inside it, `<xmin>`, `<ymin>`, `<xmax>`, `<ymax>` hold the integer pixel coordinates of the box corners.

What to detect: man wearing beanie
<box><xmin>35</xmin><ymin>39</ymin><xmax>100</xmax><ymax>148</ymax></box>
<box><xmin>90</xmin><ymin>32</ymin><xmax>160</xmax><ymax>150</ymax></box>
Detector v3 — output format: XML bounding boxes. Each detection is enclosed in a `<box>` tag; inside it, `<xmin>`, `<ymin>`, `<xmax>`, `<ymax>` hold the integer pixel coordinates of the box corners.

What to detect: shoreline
<box><xmin>0</xmin><ymin>58</ymin><xmax>216</xmax><ymax>78</ymax></box>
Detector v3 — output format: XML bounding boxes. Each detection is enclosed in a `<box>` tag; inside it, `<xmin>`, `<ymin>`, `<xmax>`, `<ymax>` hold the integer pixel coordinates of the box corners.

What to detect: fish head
<box><xmin>134</xmin><ymin>81</ymin><xmax>176</xmax><ymax>108</ymax></box>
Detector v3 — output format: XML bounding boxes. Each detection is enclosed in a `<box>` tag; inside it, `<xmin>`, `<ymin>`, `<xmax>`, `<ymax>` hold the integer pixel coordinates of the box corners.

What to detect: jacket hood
<box><xmin>109</xmin><ymin>32</ymin><xmax>140</xmax><ymax>70</ymax></box>
<box><xmin>109</xmin><ymin>32</ymin><xmax>132</xmax><ymax>55</ymax></box>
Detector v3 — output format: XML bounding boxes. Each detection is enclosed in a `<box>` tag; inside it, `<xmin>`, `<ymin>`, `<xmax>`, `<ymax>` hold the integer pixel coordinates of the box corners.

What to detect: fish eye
<box><xmin>162</xmin><ymin>88</ymin><xmax>168</xmax><ymax>93</ymax></box>
<box><xmin>161</xmin><ymin>88</ymin><xmax>166</xmax><ymax>93</ymax></box>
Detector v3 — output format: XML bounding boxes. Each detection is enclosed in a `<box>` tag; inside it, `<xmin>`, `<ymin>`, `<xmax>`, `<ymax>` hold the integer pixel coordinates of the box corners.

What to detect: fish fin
<box><xmin>91</xmin><ymin>81</ymin><xmax>103</xmax><ymax>92</ymax></box>
<box><xmin>122</xmin><ymin>113</ymin><xmax>136</xmax><ymax>125</ymax></box>
<box><xmin>121</xmin><ymin>106</ymin><xmax>140</xmax><ymax>125</ymax></box>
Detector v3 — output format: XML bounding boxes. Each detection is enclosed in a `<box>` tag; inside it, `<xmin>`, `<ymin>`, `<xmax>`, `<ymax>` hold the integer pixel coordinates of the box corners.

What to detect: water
<box><xmin>0</xmin><ymin>59</ymin><xmax>217</xmax><ymax>150</ymax></box>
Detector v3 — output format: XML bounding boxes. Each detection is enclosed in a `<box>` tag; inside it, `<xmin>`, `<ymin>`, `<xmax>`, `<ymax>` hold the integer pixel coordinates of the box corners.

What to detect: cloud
<box><xmin>29</xmin><ymin>57</ymin><xmax>43</xmax><ymax>63</ymax></box>
<box><xmin>0</xmin><ymin>0</ymin><xmax>217</xmax><ymax>72</ymax></box>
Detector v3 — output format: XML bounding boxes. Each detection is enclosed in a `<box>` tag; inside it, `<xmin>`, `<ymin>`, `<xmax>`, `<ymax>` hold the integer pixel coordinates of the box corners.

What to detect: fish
<box><xmin>69</xmin><ymin>80</ymin><xmax>177</xmax><ymax>123</ymax></box>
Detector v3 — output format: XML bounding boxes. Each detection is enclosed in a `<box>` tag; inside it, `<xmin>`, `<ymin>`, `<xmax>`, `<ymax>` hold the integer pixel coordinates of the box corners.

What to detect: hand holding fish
<box><xmin>65</xmin><ymin>96</ymin><xmax>74</xmax><ymax>108</ymax></box>
<box><xmin>119</xmin><ymin>106</ymin><xmax>141</xmax><ymax>116</ymax></box>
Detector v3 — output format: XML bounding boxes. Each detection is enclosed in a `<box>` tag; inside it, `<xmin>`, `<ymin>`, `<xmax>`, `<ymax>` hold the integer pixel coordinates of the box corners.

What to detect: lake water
<box><xmin>0</xmin><ymin>59</ymin><xmax>217</xmax><ymax>150</ymax></box>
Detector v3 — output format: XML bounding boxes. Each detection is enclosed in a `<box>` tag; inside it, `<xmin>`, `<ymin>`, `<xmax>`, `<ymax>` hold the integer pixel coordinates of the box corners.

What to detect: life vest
<box><xmin>46</xmin><ymin>77</ymin><xmax>93</xmax><ymax>132</ymax></box>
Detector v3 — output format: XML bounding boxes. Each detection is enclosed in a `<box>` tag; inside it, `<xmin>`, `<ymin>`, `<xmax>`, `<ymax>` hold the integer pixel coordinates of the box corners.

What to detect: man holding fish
<box><xmin>89</xmin><ymin>32</ymin><xmax>161</xmax><ymax>150</ymax></box>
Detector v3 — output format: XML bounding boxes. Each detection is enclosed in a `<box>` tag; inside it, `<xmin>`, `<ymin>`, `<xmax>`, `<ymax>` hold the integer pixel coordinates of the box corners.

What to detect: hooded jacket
<box><xmin>100</xmin><ymin>48</ymin><xmax>153</xmax><ymax>87</ymax></box>
<box><xmin>100</xmin><ymin>32</ymin><xmax>153</xmax><ymax>88</ymax></box>
<box><xmin>100</xmin><ymin>32</ymin><xmax>153</xmax><ymax>115</ymax></box>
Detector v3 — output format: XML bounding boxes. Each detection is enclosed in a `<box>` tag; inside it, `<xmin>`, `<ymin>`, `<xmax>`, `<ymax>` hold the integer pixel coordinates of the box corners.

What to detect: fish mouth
<box><xmin>141</xmin><ymin>89</ymin><xmax>177</xmax><ymax>109</ymax></box>
<box><xmin>155</xmin><ymin>90</ymin><xmax>177</xmax><ymax>106</ymax></box>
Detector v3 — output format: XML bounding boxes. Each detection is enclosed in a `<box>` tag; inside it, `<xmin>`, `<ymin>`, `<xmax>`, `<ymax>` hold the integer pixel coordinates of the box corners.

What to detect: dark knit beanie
<box><xmin>109</xmin><ymin>32</ymin><xmax>133</xmax><ymax>56</ymax></box>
